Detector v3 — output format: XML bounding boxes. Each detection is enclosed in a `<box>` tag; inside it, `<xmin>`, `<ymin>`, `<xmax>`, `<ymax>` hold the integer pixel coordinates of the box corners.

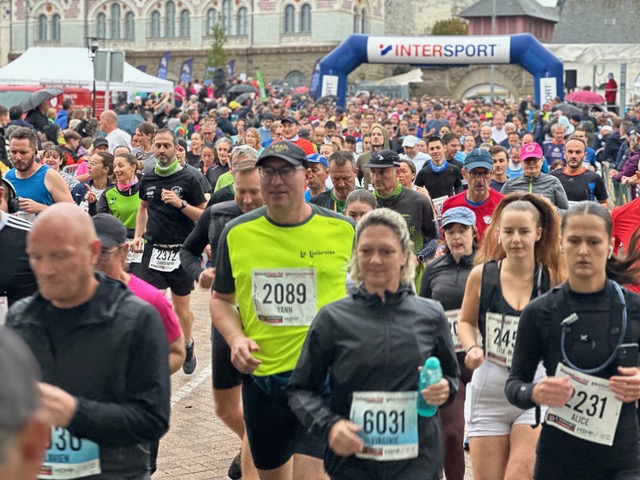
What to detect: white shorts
<box><xmin>465</xmin><ymin>360</ymin><xmax>546</xmax><ymax>437</ymax></box>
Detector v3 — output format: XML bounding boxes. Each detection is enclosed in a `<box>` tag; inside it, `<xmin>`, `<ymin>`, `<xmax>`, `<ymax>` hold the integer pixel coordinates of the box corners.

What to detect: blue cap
<box><xmin>441</xmin><ymin>207</ymin><xmax>476</xmax><ymax>228</ymax></box>
<box><xmin>307</xmin><ymin>153</ymin><xmax>329</xmax><ymax>168</ymax></box>
<box><xmin>464</xmin><ymin>148</ymin><xmax>494</xmax><ymax>172</ymax></box>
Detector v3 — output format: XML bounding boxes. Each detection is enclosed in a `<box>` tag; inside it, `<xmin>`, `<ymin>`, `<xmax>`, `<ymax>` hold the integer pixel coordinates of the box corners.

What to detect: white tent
<box><xmin>0</xmin><ymin>47</ymin><xmax>173</xmax><ymax>92</ymax></box>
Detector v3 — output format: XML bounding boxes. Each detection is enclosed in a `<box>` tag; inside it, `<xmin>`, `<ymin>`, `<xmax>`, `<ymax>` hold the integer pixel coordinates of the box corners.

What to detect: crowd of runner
<box><xmin>0</xmin><ymin>86</ymin><xmax>640</xmax><ymax>480</ymax></box>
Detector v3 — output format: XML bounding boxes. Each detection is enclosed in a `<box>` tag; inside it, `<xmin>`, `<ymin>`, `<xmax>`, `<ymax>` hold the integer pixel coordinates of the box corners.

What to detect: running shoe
<box><xmin>183</xmin><ymin>339</ymin><xmax>197</xmax><ymax>374</ymax></box>
<box><xmin>228</xmin><ymin>450</ymin><xmax>242</xmax><ymax>479</ymax></box>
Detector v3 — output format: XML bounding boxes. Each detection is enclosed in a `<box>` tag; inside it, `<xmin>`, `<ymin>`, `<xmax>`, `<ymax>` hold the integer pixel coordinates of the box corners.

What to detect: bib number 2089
<box><xmin>262</xmin><ymin>282</ymin><xmax>306</xmax><ymax>305</ymax></box>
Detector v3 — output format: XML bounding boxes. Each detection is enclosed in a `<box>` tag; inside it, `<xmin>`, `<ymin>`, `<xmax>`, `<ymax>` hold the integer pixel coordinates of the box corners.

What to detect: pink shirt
<box><xmin>128</xmin><ymin>274</ymin><xmax>182</xmax><ymax>344</ymax></box>
<box><xmin>75</xmin><ymin>161</ymin><xmax>88</xmax><ymax>177</ymax></box>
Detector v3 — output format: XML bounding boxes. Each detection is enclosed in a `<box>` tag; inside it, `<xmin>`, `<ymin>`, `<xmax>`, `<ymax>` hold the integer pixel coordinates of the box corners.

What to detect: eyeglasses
<box><xmin>258</xmin><ymin>165</ymin><xmax>301</xmax><ymax>179</ymax></box>
<box><xmin>100</xmin><ymin>245</ymin><xmax>122</xmax><ymax>258</ymax></box>
<box><xmin>467</xmin><ymin>170</ymin><xmax>492</xmax><ymax>179</ymax></box>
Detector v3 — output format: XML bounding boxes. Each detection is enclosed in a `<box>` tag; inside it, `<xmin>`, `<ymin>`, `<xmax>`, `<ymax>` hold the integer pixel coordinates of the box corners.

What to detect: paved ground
<box><xmin>154</xmin><ymin>287</ymin><xmax>474</xmax><ymax>479</ymax></box>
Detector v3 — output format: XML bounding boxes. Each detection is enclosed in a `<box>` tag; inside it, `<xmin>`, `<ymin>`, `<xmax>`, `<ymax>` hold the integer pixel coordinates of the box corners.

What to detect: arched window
<box><xmin>284</xmin><ymin>5</ymin><xmax>294</xmax><ymax>33</ymax></box>
<box><xmin>222</xmin><ymin>0</ymin><xmax>232</xmax><ymax>33</ymax></box>
<box><xmin>51</xmin><ymin>14</ymin><xmax>61</xmax><ymax>40</ymax></box>
<box><xmin>353</xmin><ymin>7</ymin><xmax>360</xmax><ymax>33</ymax></box>
<box><xmin>150</xmin><ymin>10</ymin><xmax>161</xmax><ymax>38</ymax></box>
<box><xmin>237</xmin><ymin>7</ymin><xmax>247</xmax><ymax>35</ymax></box>
<box><xmin>300</xmin><ymin>4</ymin><xmax>311</xmax><ymax>33</ymax></box>
<box><xmin>125</xmin><ymin>12</ymin><xmax>134</xmax><ymax>39</ymax></box>
<box><xmin>206</xmin><ymin>8</ymin><xmax>216</xmax><ymax>35</ymax></box>
<box><xmin>110</xmin><ymin>3</ymin><xmax>120</xmax><ymax>39</ymax></box>
<box><xmin>360</xmin><ymin>8</ymin><xmax>367</xmax><ymax>34</ymax></box>
<box><xmin>96</xmin><ymin>12</ymin><xmax>106</xmax><ymax>38</ymax></box>
<box><xmin>165</xmin><ymin>1</ymin><xmax>175</xmax><ymax>37</ymax></box>
<box><xmin>37</xmin><ymin>14</ymin><xmax>47</xmax><ymax>40</ymax></box>
<box><xmin>180</xmin><ymin>10</ymin><xmax>190</xmax><ymax>37</ymax></box>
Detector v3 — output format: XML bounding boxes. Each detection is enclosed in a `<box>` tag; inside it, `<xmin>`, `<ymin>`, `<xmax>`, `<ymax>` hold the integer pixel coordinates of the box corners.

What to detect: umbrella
<box><xmin>316</xmin><ymin>94</ymin><xmax>338</xmax><ymax>105</ymax></box>
<box><xmin>227</xmin><ymin>84</ymin><xmax>257</xmax><ymax>94</ymax></box>
<box><xmin>19</xmin><ymin>88</ymin><xmax>63</xmax><ymax>111</ymax></box>
<box><xmin>235</xmin><ymin>92</ymin><xmax>253</xmax><ymax>104</ymax></box>
<box><xmin>294</xmin><ymin>86</ymin><xmax>309</xmax><ymax>94</ymax></box>
<box><xmin>554</xmin><ymin>103</ymin><xmax>582</xmax><ymax>116</ymax></box>
<box><xmin>117</xmin><ymin>114</ymin><xmax>145</xmax><ymax>135</ymax></box>
<box><xmin>565</xmin><ymin>90</ymin><xmax>606</xmax><ymax>105</ymax></box>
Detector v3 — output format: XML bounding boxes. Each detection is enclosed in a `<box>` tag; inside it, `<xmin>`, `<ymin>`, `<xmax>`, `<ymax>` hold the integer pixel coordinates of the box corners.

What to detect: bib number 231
<box><xmin>38</xmin><ymin>427</ymin><xmax>101</xmax><ymax>479</ymax></box>
<box><xmin>252</xmin><ymin>268</ymin><xmax>317</xmax><ymax>326</ymax></box>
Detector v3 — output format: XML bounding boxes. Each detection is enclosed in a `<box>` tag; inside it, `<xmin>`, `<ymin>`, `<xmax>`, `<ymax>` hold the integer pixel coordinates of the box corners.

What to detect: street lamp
<box><xmin>87</xmin><ymin>37</ymin><xmax>100</xmax><ymax>117</ymax></box>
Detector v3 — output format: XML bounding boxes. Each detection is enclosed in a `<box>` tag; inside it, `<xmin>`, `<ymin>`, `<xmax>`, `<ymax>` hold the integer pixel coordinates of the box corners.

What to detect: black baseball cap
<box><xmin>93</xmin><ymin>137</ymin><xmax>109</xmax><ymax>148</ymax></box>
<box><xmin>257</xmin><ymin>141</ymin><xmax>309</xmax><ymax>168</ymax></box>
<box><xmin>363</xmin><ymin>149</ymin><xmax>401</xmax><ymax>168</ymax></box>
<box><xmin>281</xmin><ymin>116</ymin><xmax>299</xmax><ymax>125</ymax></box>
<box><xmin>93</xmin><ymin>213</ymin><xmax>127</xmax><ymax>248</ymax></box>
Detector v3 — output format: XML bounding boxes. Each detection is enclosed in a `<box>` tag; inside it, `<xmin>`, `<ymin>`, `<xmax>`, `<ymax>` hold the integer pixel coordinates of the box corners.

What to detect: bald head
<box><xmin>99</xmin><ymin>110</ymin><xmax>118</xmax><ymax>134</ymax></box>
<box><xmin>32</xmin><ymin>203</ymin><xmax>98</xmax><ymax>243</ymax></box>
<box><xmin>28</xmin><ymin>204</ymin><xmax>101</xmax><ymax>308</ymax></box>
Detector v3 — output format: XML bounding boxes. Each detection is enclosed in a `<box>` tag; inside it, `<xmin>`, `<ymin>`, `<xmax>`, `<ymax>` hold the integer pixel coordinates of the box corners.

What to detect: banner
<box><xmin>256</xmin><ymin>69</ymin><xmax>267</xmax><ymax>100</ymax></box>
<box><xmin>367</xmin><ymin>35</ymin><xmax>510</xmax><ymax>65</ymax></box>
<box><xmin>137</xmin><ymin>65</ymin><xmax>147</xmax><ymax>73</ymax></box>
<box><xmin>179</xmin><ymin>58</ymin><xmax>194</xmax><ymax>84</ymax></box>
<box><xmin>203</xmin><ymin>66</ymin><xmax>216</xmax><ymax>87</ymax></box>
<box><xmin>539</xmin><ymin>77</ymin><xmax>557</xmax><ymax>107</ymax></box>
<box><xmin>227</xmin><ymin>59</ymin><xmax>236</xmax><ymax>77</ymax></box>
<box><xmin>157</xmin><ymin>52</ymin><xmax>170</xmax><ymax>80</ymax></box>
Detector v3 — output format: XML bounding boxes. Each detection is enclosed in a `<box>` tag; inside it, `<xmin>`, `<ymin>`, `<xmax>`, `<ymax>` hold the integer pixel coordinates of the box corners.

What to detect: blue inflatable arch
<box><xmin>310</xmin><ymin>33</ymin><xmax>564</xmax><ymax>107</ymax></box>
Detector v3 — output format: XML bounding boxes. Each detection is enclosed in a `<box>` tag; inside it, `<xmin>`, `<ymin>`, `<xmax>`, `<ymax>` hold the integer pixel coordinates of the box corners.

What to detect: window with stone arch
<box><xmin>222</xmin><ymin>0</ymin><xmax>232</xmax><ymax>33</ymax></box>
<box><xmin>96</xmin><ymin>12</ymin><xmax>106</xmax><ymax>38</ymax></box>
<box><xmin>37</xmin><ymin>14</ymin><xmax>47</xmax><ymax>41</ymax></box>
<box><xmin>150</xmin><ymin>10</ymin><xmax>161</xmax><ymax>38</ymax></box>
<box><xmin>300</xmin><ymin>4</ymin><xmax>311</xmax><ymax>33</ymax></box>
<box><xmin>236</xmin><ymin>7</ymin><xmax>247</xmax><ymax>36</ymax></box>
<box><xmin>283</xmin><ymin>4</ymin><xmax>295</xmax><ymax>33</ymax></box>
<box><xmin>125</xmin><ymin>11</ymin><xmax>134</xmax><ymax>39</ymax></box>
<box><xmin>353</xmin><ymin>6</ymin><xmax>360</xmax><ymax>33</ymax></box>
<box><xmin>52</xmin><ymin>14</ymin><xmax>61</xmax><ymax>41</ymax></box>
<box><xmin>166</xmin><ymin>1</ymin><xmax>176</xmax><ymax>37</ymax></box>
<box><xmin>110</xmin><ymin>3</ymin><xmax>121</xmax><ymax>39</ymax></box>
<box><xmin>360</xmin><ymin>7</ymin><xmax>367</xmax><ymax>33</ymax></box>
<box><xmin>205</xmin><ymin>8</ymin><xmax>217</xmax><ymax>35</ymax></box>
<box><xmin>180</xmin><ymin>9</ymin><xmax>190</xmax><ymax>37</ymax></box>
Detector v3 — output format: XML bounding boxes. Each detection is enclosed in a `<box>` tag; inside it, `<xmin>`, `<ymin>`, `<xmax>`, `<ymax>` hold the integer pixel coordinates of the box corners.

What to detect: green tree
<box><xmin>206</xmin><ymin>21</ymin><xmax>228</xmax><ymax>68</ymax></box>
<box><xmin>431</xmin><ymin>18</ymin><xmax>468</xmax><ymax>36</ymax></box>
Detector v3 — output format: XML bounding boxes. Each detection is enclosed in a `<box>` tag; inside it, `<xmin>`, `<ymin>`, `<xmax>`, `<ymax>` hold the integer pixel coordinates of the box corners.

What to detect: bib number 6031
<box><xmin>362</xmin><ymin>409</ymin><xmax>407</xmax><ymax>435</ymax></box>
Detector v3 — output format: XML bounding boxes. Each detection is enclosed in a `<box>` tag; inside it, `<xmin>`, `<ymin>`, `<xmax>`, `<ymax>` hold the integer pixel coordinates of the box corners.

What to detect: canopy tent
<box><xmin>0</xmin><ymin>47</ymin><xmax>173</xmax><ymax>92</ymax></box>
<box><xmin>370</xmin><ymin>68</ymin><xmax>423</xmax><ymax>86</ymax></box>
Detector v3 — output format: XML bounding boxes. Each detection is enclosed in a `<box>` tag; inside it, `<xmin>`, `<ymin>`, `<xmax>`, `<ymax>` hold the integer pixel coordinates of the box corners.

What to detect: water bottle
<box><xmin>417</xmin><ymin>357</ymin><xmax>442</xmax><ymax>417</ymax></box>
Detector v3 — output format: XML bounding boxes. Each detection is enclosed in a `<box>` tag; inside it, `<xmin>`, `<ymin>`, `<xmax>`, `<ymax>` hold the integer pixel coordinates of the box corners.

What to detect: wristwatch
<box><xmin>179</xmin><ymin>199</ymin><xmax>188</xmax><ymax>210</ymax></box>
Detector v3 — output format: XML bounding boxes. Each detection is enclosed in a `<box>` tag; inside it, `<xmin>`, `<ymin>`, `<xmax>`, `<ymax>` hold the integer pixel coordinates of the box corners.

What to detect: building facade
<box><xmin>1</xmin><ymin>0</ymin><xmax>386</xmax><ymax>86</ymax></box>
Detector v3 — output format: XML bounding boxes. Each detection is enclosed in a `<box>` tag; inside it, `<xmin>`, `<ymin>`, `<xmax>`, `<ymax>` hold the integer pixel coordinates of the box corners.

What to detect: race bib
<box><xmin>79</xmin><ymin>201</ymin><xmax>89</xmax><ymax>213</ymax></box>
<box><xmin>39</xmin><ymin>427</ymin><xmax>101</xmax><ymax>479</ymax></box>
<box><xmin>350</xmin><ymin>391</ymin><xmax>419</xmax><ymax>461</ymax></box>
<box><xmin>445</xmin><ymin>309</ymin><xmax>464</xmax><ymax>353</ymax></box>
<box><xmin>545</xmin><ymin>364</ymin><xmax>622</xmax><ymax>446</ymax></box>
<box><xmin>149</xmin><ymin>246</ymin><xmax>181</xmax><ymax>272</ymax></box>
<box><xmin>432</xmin><ymin>196</ymin><xmax>448</xmax><ymax>221</ymax></box>
<box><xmin>485</xmin><ymin>313</ymin><xmax>519</xmax><ymax>368</ymax></box>
<box><xmin>0</xmin><ymin>295</ymin><xmax>7</xmax><ymax>327</ymax></box>
<box><xmin>125</xmin><ymin>250</ymin><xmax>143</xmax><ymax>264</ymax></box>
<box><xmin>252</xmin><ymin>268</ymin><xmax>317</xmax><ymax>326</ymax></box>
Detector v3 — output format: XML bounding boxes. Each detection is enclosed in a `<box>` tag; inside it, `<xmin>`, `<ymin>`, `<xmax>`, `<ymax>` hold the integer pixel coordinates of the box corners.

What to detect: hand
<box><xmin>531</xmin><ymin>376</ymin><xmax>574</xmax><ymax>407</ymax></box>
<box><xmin>609</xmin><ymin>169</ymin><xmax>618</xmax><ymax>178</ymax></box>
<box><xmin>131</xmin><ymin>236</ymin><xmax>144</xmax><ymax>253</ymax></box>
<box><xmin>18</xmin><ymin>197</ymin><xmax>45</xmax><ymax>214</ymax></box>
<box><xmin>464</xmin><ymin>346</ymin><xmax>485</xmax><ymax>370</ymax></box>
<box><xmin>161</xmin><ymin>188</ymin><xmax>182</xmax><ymax>208</ymax></box>
<box><xmin>229</xmin><ymin>335</ymin><xmax>262</xmax><ymax>374</ymax></box>
<box><xmin>84</xmin><ymin>186</ymin><xmax>97</xmax><ymax>204</ymax></box>
<box><xmin>204</xmin><ymin>244</ymin><xmax>212</xmax><ymax>261</ymax></box>
<box><xmin>609</xmin><ymin>367</ymin><xmax>640</xmax><ymax>403</ymax></box>
<box><xmin>421</xmin><ymin>378</ymin><xmax>450</xmax><ymax>406</ymax></box>
<box><xmin>198</xmin><ymin>267</ymin><xmax>215</xmax><ymax>289</ymax></box>
<box><xmin>38</xmin><ymin>383</ymin><xmax>77</xmax><ymax>428</ymax></box>
<box><xmin>328</xmin><ymin>420</ymin><xmax>364</xmax><ymax>457</ymax></box>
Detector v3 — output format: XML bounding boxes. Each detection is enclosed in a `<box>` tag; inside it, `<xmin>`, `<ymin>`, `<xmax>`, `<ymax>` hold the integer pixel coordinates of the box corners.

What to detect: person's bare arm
<box><xmin>46</xmin><ymin>169</ymin><xmax>74</xmax><ymax>204</ymax></box>
<box><xmin>132</xmin><ymin>200</ymin><xmax>148</xmax><ymax>252</ymax></box>
<box><xmin>168</xmin><ymin>334</ymin><xmax>186</xmax><ymax>375</ymax></box>
<box><xmin>210</xmin><ymin>291</ymin><xmax>261</xmax><ymax>374</ymax></box>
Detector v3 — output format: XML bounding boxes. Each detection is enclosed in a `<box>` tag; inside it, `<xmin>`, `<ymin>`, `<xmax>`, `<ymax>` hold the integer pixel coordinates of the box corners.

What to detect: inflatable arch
<box><xmin>310</xmin><ymin>33</ymin><xmax>564</xmax><ymax>107</ymax></box>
